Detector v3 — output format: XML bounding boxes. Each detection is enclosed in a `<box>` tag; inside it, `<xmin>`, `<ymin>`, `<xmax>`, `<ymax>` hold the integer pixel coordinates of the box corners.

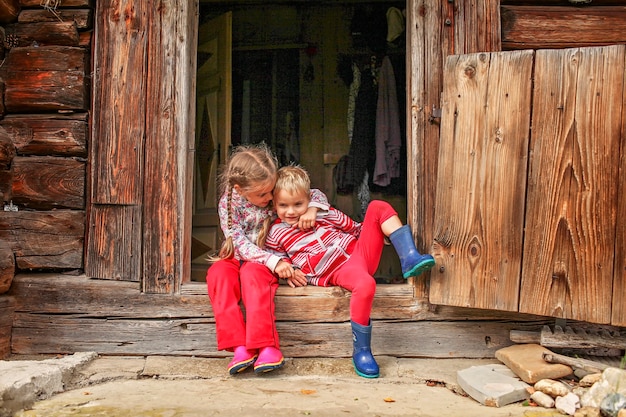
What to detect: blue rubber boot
<box><xmin>388</xmin><ymin>225</ymin><xmax>435</xmax><ymax>279</ymax></box>
<box><xmin>351</xmin><ymin>320</ymin><xmax>379</xmax><ymax>378</ymax></box>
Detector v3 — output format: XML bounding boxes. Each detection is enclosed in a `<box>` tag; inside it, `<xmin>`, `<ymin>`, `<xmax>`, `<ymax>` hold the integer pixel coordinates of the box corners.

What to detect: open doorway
<box><xmin>190</xmin><ymin>2</ymin><xmax>408</xmax><ymax>283</ymax></box>
<box><xmin>231</xmin><ymin>48</ymin><xmax>301</xmax><ymax>167</ymax></box>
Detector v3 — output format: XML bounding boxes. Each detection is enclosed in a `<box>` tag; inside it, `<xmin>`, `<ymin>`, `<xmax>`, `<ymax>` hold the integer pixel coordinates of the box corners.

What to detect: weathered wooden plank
<box><xmin>612</xmin><ymin>46</ymin><xmax>626</xmax><ymax>327</ymax></box>
<box><xmin>0</xmin><ymin>211</ymin><xmax>84</xmax><ymax>269</ymax></box>
<box><xmin>142</xmin><ymin>1</ymin><xmax>182</xmax><ymax>294</ymax></box>
<box><xmin>4</xmin><ymin>21</ymin><xmax>79</xmax><ymax>47</ymax></box>
<box><xmin>501</xmin><ymin>6</ymin><xmax>626</xmax><ymax>50</ymax></box>
<box><xmin>10</xmin><ymin>313</ymin><xmax>523</xmax><ymax>358</ymax></box>
<box><xmin>86</xmin><ymin>205</ymin><xmax>141</xmax><ymax>282</ymax></box>
<box><xmin>91</xmin><ymin>0</ymin><xmax>147</xmax><ymax>205</ymax></box>
<box><xmin>10</xmin><ymin>273</ymin><xmax>551</xmax><ymax>323</ymax></box>
<box><xmin>11</xmin><ymin>156</ymin><xmax>85</xmax><ymax>209</ymax></box>
<box><xmin>0</xmin><ymin>296</ymin><xmax>15</xmax><ymax>359</ymax></box>
<box><xmin>1</xmin><ymin>46</ymin><xmax>89</xmax><ymax>112</ymax></box>
<box><xmin>0</xmin><ymin>241</ymin><xmax>15</xmax><ymax>294</ymax></box>
<box><xmin>406</xmin><ymin>0</ymin><xmax>437</xmax><ymax>301</ymax></box>
<box><xmin>18</xmin><ymin>8</ymin><xmax>92</xmax><ymax>29</ymax></box>
<box><xmin>78</xmin><ymin>30</ymin><xmax>90</xmax><ymax>47</ymax></box>
<box><xmin>431</xmin><ymin>50</ymin><xmax>533</xmax><ymax>312</ymax></box>
<box><xmin>1</xmin><ymin>113</ymin><xmax>87</xmax><ymax>157</ymax></box>
<box><xmin>4</xmin><ymin>46</ymin><xmax>87</xmax><ymax>71</ymax></box>
<box><xmin>520</xmin><ymin>46</ymin><xmax>624</xmax><ymax>324</ymax></box>
<box><xmin>0</xmin><ymin>169</ymin><xmax>12</xmax><ymax>202</ymax></box>
<box><xmin>4</xmin><ymin>70</ymin><xmax>87</xmax><ymax>112</ymax></box>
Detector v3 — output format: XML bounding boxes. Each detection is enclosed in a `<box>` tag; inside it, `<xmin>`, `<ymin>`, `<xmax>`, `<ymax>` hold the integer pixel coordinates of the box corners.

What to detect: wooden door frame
<box><xmin>88</xmin><ymin>0</ymin><xmax>199</xmax><ymax>294</ymax></box>
<box><xmin>138</xmin><ymin>0</ymin><xmax>199</xmax><ymax>293</ymax></box>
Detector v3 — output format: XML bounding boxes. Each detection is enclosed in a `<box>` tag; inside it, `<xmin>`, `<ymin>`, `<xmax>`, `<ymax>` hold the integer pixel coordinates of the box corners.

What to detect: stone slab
<box><xmin>457</xmin><ymin>364</ymin><xmax>531</xmax><ymax>407</ymax></box>
<box><xmin>495</xmin><ymin>343</ymin><xmax>572</xmax><ymax>384</ymax></box>
<box><xmin>0</xmin><ymin>352</ymin><xmax>97</xmax><ymax>417</ymax></box>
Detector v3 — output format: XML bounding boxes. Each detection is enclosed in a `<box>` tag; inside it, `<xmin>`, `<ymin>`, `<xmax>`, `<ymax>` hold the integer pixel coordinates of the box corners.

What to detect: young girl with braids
<box><xmin>206</xmin><ymin>144</ymin><xmax>329</xmax><ymax>375</ymax></box>
<box><xmin>261</xmin><ymin>165</ymin><xmax>435</xmax><ymax>379</ymax></box>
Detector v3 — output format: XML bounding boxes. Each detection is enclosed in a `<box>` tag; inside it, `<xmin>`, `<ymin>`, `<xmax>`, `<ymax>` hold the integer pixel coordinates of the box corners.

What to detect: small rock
<box><xmin>599</xmin><ymin>392</ymin><xmax>626</xmax><ymax>417</ymax></box>
<box><xmin>556</xmin><ymin>392</ymin><xmax>580</xmax><ymax>415</ymax></box>
<box><xmin>580</xmin><ymin>374</ymin><xmax>603</xmax><ymax>388</ymax></box>
<box><xmin>574</xmin><ymin>406</ymin><xmax>602</xmax><ymax>417</ymax></box>
<box><xmin>531</xmin><ymin>390</ymin><xmax>555</xmax><ymax>408</ymax></box>
<box><xmin>581</xmin><ymin>368</ymin><xmax>626</xmax><ymax>408</ymax></box>
<box><xmin>535</xmin><ymin>378</ymin><xmax>571</xmax><ymax>397</ymax></box>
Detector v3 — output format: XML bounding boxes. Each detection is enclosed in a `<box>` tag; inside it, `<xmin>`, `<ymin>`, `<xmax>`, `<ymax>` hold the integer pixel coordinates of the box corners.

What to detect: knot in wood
<box><xmin>464</xmin><ymin>66</ymin><xmax>476</xmax><ymax>78</ymax></box>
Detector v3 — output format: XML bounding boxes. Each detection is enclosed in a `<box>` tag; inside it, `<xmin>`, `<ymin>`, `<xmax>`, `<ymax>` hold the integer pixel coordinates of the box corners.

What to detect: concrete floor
<box><xmin>4</xmin><ymin>354</ymin><xmax>562</xmax><ymax>417</ymax></box>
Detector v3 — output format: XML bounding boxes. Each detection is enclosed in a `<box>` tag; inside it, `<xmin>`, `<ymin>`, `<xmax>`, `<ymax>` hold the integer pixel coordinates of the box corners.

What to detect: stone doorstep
<box><xmin>457</xmin><ymin>364</ymin><xmax>531</xmax><ymax>407</ymax></box>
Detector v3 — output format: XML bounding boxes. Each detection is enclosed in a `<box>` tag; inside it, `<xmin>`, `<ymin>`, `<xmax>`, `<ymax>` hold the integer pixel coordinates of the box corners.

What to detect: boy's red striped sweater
<box><xmin>265</xmin><ymin>207</ymin><xmax>362</xmax><ymax>286</ymax></box>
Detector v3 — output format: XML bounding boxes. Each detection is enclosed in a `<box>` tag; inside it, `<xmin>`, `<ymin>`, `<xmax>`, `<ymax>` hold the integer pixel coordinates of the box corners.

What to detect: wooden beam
<box><xmin>0</xmin><ymin>212</ymin><xmax>84</xmax><ymax>269</ymax></box>
<box><xmin>1</xmin><ymin>113</ymin><xmax>88</xmax><ymax>157</ymax></box>
<box><xmin>11</xmin><ymin>156</ymin><xmax>85</xmax><ymax>210</ymax></box>
<box><xmin>501</xmin><ymin>6</ymin><xmax>626</xmax><ymax>50</ymax></box>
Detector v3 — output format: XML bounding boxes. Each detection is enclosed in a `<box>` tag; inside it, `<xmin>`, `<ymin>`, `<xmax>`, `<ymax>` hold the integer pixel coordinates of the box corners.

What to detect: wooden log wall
<box><xmin>0</xmin><ymin>0</ymin><xmax>92</xmax><ymax>278</ymax></box>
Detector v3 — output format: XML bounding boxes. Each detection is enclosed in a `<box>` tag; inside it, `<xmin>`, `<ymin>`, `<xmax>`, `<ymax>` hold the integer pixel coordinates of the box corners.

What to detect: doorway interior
<box><xmin>191</xmin><ymin>2</ymin><xmax>408</xmax><ymax>283</ymax></box>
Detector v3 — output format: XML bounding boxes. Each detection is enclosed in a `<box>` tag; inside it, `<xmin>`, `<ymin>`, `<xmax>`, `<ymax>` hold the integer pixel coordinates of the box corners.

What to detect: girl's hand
<box><xmin>287</xmin><ymin>269</ymin><xmax>308</xmax><ymax>288</ymax></box>
<box><xmin>296</xmin><ymin>207</ymin><xmax>318</xmax><ymax>230</ymax></box>
<box><xmin>274</xmin><ymin>260</ymin><xmax>295</xmax><ymax>279</ymax></box>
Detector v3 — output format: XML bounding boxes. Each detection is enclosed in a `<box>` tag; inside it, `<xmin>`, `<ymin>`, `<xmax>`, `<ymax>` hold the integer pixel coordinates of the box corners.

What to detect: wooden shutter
<box><xmin>431</xmin><ymin>45</ymin><xmax>626</xmax><ymax>326</ymax></box>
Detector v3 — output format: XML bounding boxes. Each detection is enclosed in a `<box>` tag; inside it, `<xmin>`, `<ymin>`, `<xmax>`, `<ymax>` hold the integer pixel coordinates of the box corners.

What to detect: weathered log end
<box><xmin>0</xmin><ymin>0</ymin><xmax>20</xmax><ymax>24</ymax></box>
<box><xmin>0</xmin><ymin>295</ymin><xmax>15</xmax><ymax>358</ymax></box>
<box><xmin>0</xmin><ymin>240</ymin><xmax>15</xmax><ymax>294</ymax></box>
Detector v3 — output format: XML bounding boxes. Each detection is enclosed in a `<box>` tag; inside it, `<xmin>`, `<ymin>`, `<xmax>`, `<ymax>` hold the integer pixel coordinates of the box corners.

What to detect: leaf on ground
<box><xmin>300</xmin><ymin>389</ymin><xmax>317</xmax><ymax>395</ymax></box>
<box><xmin>383</xmin><ymin>397</ymin><xmax>396</xmax><ymax>403</ymax></box>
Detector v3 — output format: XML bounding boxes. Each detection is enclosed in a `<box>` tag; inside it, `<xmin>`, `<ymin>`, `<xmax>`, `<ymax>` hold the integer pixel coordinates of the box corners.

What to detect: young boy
<box><xmin>261</xmin><ymin>165</ymin><xmax>435</xmax><ymax>378</ymax></box>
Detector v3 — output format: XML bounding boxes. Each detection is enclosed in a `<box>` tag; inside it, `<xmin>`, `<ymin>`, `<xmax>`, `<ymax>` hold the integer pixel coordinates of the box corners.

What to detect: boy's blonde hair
<box><xmin>210</xmin><ymin>143</ymin><xmax>278</xmax><ymax>261</ymax></box>
<box><xmin>274</xmin><ymin>165</ymin><xmax>311</xmax><ymax>198</ymax></box>
<box><xmin>257</xmin><ymin>164</ymin><xmax>311</xmax><ymax>248</ymax></box>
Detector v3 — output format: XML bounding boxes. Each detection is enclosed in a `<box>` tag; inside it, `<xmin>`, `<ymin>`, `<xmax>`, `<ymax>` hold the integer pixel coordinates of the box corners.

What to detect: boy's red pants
<box><xmin>328</xmin><ymin>200</ymin><xmax>397</xmax><ymax>326</ymax></box>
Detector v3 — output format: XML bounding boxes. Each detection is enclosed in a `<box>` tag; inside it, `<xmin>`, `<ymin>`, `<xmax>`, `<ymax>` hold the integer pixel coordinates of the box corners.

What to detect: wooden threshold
<box><xmin>7</xmin><ymin>273</ymin><xmax>551</xmax><ymax>358</ymax></box>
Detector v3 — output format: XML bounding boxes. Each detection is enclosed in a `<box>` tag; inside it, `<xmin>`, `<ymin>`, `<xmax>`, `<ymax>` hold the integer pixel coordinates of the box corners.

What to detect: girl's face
<box><xmin>235</xmin><ymin>180</ymin><xmax>275</xmax><ymax>208</ymax></box>
<box><xmin>274</xmin><ymin>188</ymin><xmax>310</xmax><ymax>226</ymax></box>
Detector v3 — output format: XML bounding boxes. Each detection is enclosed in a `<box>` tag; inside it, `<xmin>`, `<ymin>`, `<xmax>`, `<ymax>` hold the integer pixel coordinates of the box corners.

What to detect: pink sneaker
<box><xmin>227</xmin><ymin>346</ymin><xmax>258</xmax><ymax>375</ymax></box>
<box><xmin>253</xmin><ymin>346</ymin><xmax>284</xmax><ymax>373</ymax></box>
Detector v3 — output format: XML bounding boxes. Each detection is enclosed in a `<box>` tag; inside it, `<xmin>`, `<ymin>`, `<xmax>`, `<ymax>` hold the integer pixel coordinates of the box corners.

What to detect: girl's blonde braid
<box><xmin>210</xmin><ymin>188</ymin><xmax>234</xmax><ymax>262</ymax></box>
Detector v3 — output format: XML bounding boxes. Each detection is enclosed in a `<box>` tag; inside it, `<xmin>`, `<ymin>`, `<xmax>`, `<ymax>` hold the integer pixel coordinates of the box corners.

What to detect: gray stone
<box><xmin>457</xmin><ymin>364</ymin><xmax>531</xmax><ymax>407</ymax></box>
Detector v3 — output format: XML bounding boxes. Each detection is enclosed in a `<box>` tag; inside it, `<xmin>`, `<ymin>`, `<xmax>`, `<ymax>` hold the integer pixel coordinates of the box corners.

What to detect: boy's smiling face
<box><xmin>274</xmin><ymin>188</ymin><xmax>310</xmax><ymax>226</ymax></box>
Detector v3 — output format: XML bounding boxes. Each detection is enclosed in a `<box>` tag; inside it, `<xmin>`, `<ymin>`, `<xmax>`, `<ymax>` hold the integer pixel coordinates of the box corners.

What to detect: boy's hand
<box><xmin>287</xmin><ymin>269</ymin><xmax>308</xmax><ymax>288</ymax></box>
<box><xmin>296</xmin><ymin>207</ymin><xmax>318</xmax><ymax>230</ymax></box>
<box><xmin>274</xmin><ymin>260</ymin><xmax>295</xmax><ymax>279</ymax></box>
